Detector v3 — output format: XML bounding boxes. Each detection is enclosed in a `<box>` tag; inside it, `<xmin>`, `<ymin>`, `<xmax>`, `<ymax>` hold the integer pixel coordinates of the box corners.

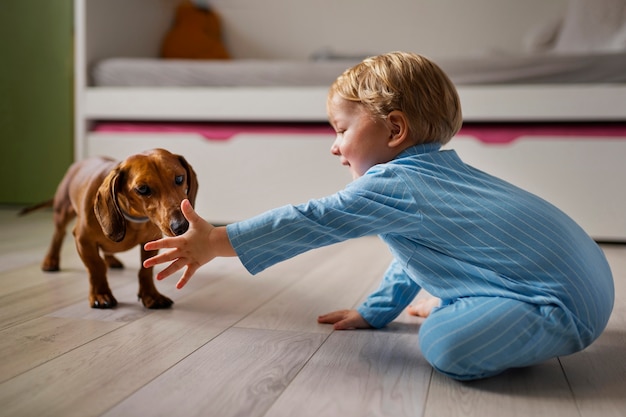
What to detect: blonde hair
<box><xmin>329</xmin><ymin>51</ymin><xmax>462</xmax><ymax>145</ymax></box>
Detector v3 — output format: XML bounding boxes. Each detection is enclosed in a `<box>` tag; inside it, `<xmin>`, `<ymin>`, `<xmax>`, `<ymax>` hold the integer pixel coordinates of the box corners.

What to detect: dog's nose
<box><xmin>170</xmin><ymin>218</ymin><xmax>189</xmax><ymax>236</ymax></box>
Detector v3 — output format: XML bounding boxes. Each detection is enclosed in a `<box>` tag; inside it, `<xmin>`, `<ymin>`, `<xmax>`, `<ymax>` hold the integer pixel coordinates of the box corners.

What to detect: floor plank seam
<box><xmin>421</xmin><ymin>366</ymin><xmax>435</xmax><ymax>417</ymax></box>
<box><xmin>557</xmin><ymin>357</ymin><xmax>585</xmax><ymax>417</ymax></box>
<box><xmin>259</xmin><ymin>329</ymin><xmax>335</xmax><ymax>417</ymax></box>
<box><xmin>0</xmin><ymin>318</ymin><xmax>133</xmax><ymax>385</ymax></box>
<box><xmin>227</xmin><ymin>277</ymin><xmax>307</xmax><ymax>330</ymax></box>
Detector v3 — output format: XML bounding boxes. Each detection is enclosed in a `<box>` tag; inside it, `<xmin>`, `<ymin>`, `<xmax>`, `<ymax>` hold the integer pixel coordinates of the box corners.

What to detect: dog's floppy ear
<box><xmin>178</xmin><ymin>155</ymin><xmax>199</xmax><ymax>206</ymax></box>
<box><xmin>95</xmin><ymin>166</ymin><xmax>126</xmax><ymax>242</ymax></box>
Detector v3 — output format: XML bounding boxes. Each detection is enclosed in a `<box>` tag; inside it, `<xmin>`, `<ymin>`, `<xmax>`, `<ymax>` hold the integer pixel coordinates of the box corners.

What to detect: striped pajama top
<box><xmin>226</xmin><ymin>143</ymin><xmax>614</xmax><ymax>341</ymax></box>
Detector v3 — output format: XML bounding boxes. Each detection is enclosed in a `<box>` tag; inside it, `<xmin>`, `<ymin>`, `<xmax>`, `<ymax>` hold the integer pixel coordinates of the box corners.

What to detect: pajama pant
<box><xmin>418</xmin><ymin>296</ymin><xmax>586</xmax><ymax>380</ymax></box>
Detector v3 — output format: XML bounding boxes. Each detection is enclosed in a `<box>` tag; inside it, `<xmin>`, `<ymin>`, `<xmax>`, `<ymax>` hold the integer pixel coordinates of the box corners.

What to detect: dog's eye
<box><xmin>175</xmin><ymin>175</ymin><xmax>184</xmax><ymax>185</ymax></box>
<box><xmin>135</xmin><ymin>185</ymin><xmax>151</xmax><ymax>196</ymax></box>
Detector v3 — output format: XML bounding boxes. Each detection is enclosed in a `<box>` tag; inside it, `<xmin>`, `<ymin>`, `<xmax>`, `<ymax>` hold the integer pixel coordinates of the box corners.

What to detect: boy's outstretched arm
<box><xmin>143</xmin><ymin>199</ymin><xmax>236</xmax><ymax>289</ymax></box>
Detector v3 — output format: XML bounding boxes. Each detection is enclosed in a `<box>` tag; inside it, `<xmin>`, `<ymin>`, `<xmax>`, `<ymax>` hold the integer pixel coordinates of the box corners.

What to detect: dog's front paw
<box><xmin>90</xmin><ymin>293</ymin><xmax>118</xmax><ymax>309</ymax></box>
<box><xmin>139</xmin><ymin>292</ymin><xmax>174</xmax><ymax>309</ymax></box>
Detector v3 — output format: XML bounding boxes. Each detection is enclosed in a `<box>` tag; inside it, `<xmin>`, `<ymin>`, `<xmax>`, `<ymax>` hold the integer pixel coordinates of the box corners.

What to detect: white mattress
<box><xmin>91</xmin><ymin>59</ymin><xmax>358</xmax><ymax>87</ymax></box>
<box><xmin>92</xmin><ymin>52</ymin><xmax>626</xmax><ymax>87</ymax></box>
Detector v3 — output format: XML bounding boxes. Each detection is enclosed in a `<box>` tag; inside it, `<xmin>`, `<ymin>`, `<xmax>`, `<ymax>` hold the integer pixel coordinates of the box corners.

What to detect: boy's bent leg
<box><xmin>418</xmin><ymin>296</ymin><xmax>585</xmax><ymax>381</ymax></box>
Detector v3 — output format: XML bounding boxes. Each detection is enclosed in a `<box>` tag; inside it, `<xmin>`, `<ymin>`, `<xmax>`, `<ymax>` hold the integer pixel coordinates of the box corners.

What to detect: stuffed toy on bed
<box><xmin>161</xmin><ymin>0</ymin><xmax>230</xmax><ymax>59</ymax></box>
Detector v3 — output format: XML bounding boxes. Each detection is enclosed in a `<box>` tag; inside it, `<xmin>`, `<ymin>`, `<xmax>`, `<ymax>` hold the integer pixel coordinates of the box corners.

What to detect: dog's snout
<box><xmin>171</xmin><ymin>218</ymin><xmax>189</xmax><ymax>236</ymax></box>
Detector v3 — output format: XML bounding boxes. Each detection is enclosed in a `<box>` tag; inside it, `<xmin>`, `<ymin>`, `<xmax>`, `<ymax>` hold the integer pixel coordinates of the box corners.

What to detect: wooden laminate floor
<box><xmin>0</xmin><ymin>207</ymin><xmax>624</xmax><ymax>417</ymax></box>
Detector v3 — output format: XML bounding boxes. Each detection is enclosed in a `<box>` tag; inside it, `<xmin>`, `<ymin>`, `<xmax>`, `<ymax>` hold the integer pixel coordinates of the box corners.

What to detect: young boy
<box><xmin>143</xmin><ymin>52</ymin><xmax>614</xmax><ymax>381</ymax></box>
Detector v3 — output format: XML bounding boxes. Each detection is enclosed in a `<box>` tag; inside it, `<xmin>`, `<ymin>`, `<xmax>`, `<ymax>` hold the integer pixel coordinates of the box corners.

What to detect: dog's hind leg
<box><xmin>42</xmin><ymin>201</ymin><xmax>75</xmax><ymax>272</ymax></box>
<box><xmin>103</xmin><ymin>253</ymin><xmax>124</xmax><ymax>269</ymax></box>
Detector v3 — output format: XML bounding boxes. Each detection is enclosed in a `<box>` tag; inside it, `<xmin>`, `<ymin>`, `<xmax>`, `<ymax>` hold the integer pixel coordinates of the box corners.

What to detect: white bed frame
<box><xmin>75</xmin><ymin>0</ymin><xmax>626</xmax><ymax>240</ymax></box>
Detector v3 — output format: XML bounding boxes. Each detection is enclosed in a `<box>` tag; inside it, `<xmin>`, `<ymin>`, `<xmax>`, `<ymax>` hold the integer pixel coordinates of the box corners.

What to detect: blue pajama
<box><xmin>227</xmin><ymin>143</ymin><xmax>614</xmax><ymax>380</ymax></box>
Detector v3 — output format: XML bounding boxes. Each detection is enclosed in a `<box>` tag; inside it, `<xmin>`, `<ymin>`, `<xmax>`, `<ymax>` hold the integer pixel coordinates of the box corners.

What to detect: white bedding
<box><xmin>92</xmin><ymin>52</ymin><xmax>626</xmax><ymax>87</ymax></box>
<box><xmin>92</xmin><ymin>59</ymin><xmax>359</xmax><ymax>87</ymax></box>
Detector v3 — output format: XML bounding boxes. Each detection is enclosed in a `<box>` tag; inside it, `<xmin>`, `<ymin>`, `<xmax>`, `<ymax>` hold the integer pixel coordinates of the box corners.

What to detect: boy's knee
<box><xmin>419</xmin><ymin>337</ymin><xmax>496</xmax><ymax>381</ymax></box>
<box><xmin>419</xmin><ymin>319</ymin><xmax>504</xmax><ymax>381</ymax></box>
<box><xmin>422</xmin><ymin>349</ymin><xmax>501</xmax><ymax>381</ymax></box>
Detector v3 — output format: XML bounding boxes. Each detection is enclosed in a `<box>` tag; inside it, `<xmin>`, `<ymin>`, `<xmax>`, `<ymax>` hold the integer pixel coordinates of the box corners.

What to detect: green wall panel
<box><xmin>0</xmin><ymin>0</ymin><xmax>73</xmax><ymax>205</ymax></box>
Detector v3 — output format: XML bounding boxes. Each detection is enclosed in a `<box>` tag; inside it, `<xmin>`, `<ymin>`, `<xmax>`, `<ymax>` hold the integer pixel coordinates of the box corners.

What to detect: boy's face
<box><xmin>327</xmin><ymin>95</ymin><xmax>397</xmax><ymax>179</ymax></box>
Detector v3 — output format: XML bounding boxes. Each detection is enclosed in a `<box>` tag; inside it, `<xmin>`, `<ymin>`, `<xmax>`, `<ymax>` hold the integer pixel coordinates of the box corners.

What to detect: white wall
<box><xmin>84</xmin><ymin>0</ymin><xmax>570</xmax><ymax>65</ymax></box>
<box><xmin>209</xmin><ymin>0</ymin><xmax>569</xmax><ymax>59</ymax></box>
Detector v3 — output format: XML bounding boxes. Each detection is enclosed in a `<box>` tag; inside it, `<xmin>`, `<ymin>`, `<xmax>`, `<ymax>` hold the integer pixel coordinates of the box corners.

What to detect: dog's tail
<box><xmin>18</xmin><ymin>199</ymin><xmax>54</xmax><ymax>216</ymax></box>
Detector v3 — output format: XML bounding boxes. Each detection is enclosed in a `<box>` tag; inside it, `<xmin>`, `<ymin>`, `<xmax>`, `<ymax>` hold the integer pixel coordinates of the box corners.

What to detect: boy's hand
<box><xmin>143</xmin><ymin>199</ymin><xmax>227</xmax><ymax>289</ymax></box>
<box><xmin>317</xmin><ymin>309</ymin><xmax>372</xmax><ymax>330</ymax></box>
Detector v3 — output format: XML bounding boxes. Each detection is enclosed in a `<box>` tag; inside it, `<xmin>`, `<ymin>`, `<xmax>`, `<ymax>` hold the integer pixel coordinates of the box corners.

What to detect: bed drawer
<box><xmin>87</xmin><ymin>129</ymin><xmax>626</xmax><ymax>241</ymax></box>
<box><xmin>447</xmin><ymin>134</ymin><xmax>626</xmax><ymax>241</ymax></box>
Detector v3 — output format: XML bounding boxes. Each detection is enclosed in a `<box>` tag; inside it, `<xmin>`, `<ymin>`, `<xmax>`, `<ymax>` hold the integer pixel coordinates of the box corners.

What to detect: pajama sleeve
<box><xmin>357</xmin><ymin>258</ymin><xmax>422</xmax><ymax>328</ymax></box>
<box><xmin>226</xmin><ymin>167</ymin><xmax>420</xmax><ymax>275</ymax></box>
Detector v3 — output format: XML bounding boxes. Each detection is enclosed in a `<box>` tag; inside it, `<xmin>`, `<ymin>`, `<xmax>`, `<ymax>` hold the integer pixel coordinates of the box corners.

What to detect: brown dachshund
<box><xmin>21</xmin><ymin>149</ymin><xmax>198</xmax><ymax>309</ymax></box>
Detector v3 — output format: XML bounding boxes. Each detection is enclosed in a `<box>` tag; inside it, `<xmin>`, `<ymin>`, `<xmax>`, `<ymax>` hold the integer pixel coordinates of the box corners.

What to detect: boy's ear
<box><xmin>386</xmin><ymin>110</ymin><xmax>410</xmax><ymax>148</ymax></box>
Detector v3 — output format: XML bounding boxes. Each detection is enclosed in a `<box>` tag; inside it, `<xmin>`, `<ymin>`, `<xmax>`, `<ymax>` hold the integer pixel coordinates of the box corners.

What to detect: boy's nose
<box><xmin>330</xmin><ymin>138</ymin><xmax>341</xmax><ymax>156</ymax></box>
